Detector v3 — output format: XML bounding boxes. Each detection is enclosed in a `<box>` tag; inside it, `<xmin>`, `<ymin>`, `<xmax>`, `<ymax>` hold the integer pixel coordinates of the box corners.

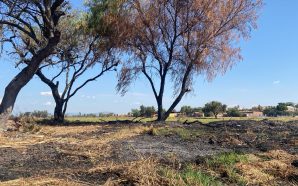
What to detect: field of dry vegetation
<box><xmin>0</xmin><ymin>119</ymin><xmax>297</xmax><ymax>186</ymax></box>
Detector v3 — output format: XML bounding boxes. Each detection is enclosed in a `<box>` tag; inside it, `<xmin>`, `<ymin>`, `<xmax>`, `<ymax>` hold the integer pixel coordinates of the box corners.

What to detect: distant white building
<box><xmin>287</xmin><ymin>106</ymin><xmax>296</xmax><ymax>112</ymax></box>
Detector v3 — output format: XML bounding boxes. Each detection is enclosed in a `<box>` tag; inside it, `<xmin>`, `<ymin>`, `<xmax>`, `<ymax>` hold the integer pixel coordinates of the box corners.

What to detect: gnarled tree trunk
<box><xmin>36</xmin><ymin>70</ymin><xmax>66</xmax><ymax>122</ymax></box>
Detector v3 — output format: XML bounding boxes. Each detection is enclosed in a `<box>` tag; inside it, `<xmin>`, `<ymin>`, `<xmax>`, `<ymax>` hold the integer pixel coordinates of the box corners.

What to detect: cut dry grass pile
<box><xmin>0</xmin><ymin>177</ymin><xmax>82</xmax><ymax>186</ymax></box>
<box><xmin>194</xmin><ymin>150</ymin><xmax>298</xmax><ymax>186</ymax></box>
<box><xmin>11</xmin><ymin>124</ymin><xmax>152</xmax><ymax>160</ymax></box>
<box><xmin>237</xmin><ymin>150</ymin><xmax>298</xmax><ymax>185</ymax></box>
<box><xmin>90</xmin><ymin>158</ymin><xmax>223</xmax><ymax>186</ymax></box>
<box><xmin>88</xmin><ymin>158</ymin><xmax>166</xmax><ymax>186</ymax></box>
<box><xmin>0</xmin><ymin>124</ymin><xmax>155</xmax><ymax>185</ymax></box>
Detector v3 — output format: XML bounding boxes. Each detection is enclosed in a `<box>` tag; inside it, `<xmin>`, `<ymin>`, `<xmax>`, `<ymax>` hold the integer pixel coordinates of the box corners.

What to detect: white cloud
<box><xmin>81</xmin><ymin>94</ymin><xmax>96</xmax><ymax>99</ymax></box>
<box><xmin>129</xmin><ymin>92</ymin><xmax>149</xmax><ymax>97</ymax></box>
<box><xmin>40</xmin><ymin>91</ymin><xmax>52</xmax><ymax>96</ymax></box>
<box><xmin>44</xmin><ymin>101</ymin><xmax>52</xmax><ymax>106</ymax></box>
<box><xmin>97</xmin><ymin>93</ymin><xmax>115</xmax><ymax>97</ymax></box>
<box><xmin>273</xmin><ymin>80</ymin><xmax>280</xmax><ymax>85</ymax></box>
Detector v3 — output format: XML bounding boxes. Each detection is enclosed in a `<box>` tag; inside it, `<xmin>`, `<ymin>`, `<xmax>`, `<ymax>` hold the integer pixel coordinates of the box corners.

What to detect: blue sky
<box><xmin>0</xmin><ymin>0</ymin><xmax>298</xmax><ymax>114</ymax></box>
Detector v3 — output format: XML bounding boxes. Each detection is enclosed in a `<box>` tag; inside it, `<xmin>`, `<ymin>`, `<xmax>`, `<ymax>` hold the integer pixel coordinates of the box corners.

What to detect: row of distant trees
<box><xmin>129</xmin><ymin>101</ymin><xmax>298</xmax><ymax>118</ymax></box>
<box><xmin>19</xmin><ymin>111</ymin><xmax>50</xmax><ymax>119</ymax></box>
<box><xmin>263</xmin><ymin>103</ymin><xmax>298</xmax><ymax>117</ymax></box>
<box><xmin>19</xmin><ymin>101</ymin><xmax>298</xmax><ymax>119</ymax></box>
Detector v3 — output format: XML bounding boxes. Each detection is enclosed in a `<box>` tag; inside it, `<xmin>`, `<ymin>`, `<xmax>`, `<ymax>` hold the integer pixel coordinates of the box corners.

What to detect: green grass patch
<box><xmin>205</xmin><ymin>152</ymin><xmax>249</xmax><ymax>185</ymax></box>
<box><xmin>206</xmin><ymin>152</ymin><xmax>249</xmax><ymax>168</ymax></box>
<box><xmin>151</xmin><ymin>127</ymin><xmax>203</xmax><ymax>140</ymax></box>
<box><xmin>160</xmin><ymin>164</ymin><xmax>223</xmax><ymax>186</ymax></box>
<box><xmin>182</xmin><ymin>165</ymin><xmax>223</xmax><ymax>186</ymax></box>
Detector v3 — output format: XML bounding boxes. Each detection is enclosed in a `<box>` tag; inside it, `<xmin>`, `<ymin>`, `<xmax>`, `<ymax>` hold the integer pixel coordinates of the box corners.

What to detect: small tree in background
<box><xmin>276</xmin><ymin>103</ymin><xmax>288</xmax><ymax>112</ymax></box>
<box><xmin>140</xmin><ymin>105</ymin><xmax>156</xmax><ymax>118</ymax></box>
<box><xmin>131</xmin><ymin>105</ymin><xmax>156</xmax><ymax>118</ymax></box>
<box><xmin>180</xmin><ymin>106</ymin><xmax>193</xmax><ymax>116</ymax></box>
<box><xmin>203</xmin><ymin>101</ymin><xmax>227</xmax><ymax>119</ymax></box>
<box><xmin>131</xmin><ymin>109</ymin><xmax>141</xmax><ymax>117</ymax></box>
<box><xmin>226</xmin><ymin>107</ymin><xmax>244</xmax><ymax>117</ymax></box>
<box><xmin>180</xmin><ymin>106</ymin><xmax>202</xmax><ymax>117</ymax></box>
<box><xmin>263</xmin><ymin>106</ymin><xmax>277</xmax><ymax>117</ymax></box>
<box><xmin>252</xmin><ymin>105</ymin><xmax>263</xmax><ymax>112</ymax></box>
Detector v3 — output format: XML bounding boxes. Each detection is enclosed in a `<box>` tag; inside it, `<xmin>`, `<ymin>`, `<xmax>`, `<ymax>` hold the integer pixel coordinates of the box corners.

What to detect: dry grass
<box><xmin>0</xmin><ymin>177</ymin><xmax>83</xmax><ymax>186</ymax></box>
<box><xmin>65</xmin><ymin>116</ymin><xmax>298</xmax><ymax>124</ymax></box>
<box><xmin>236</xmin><ymin>150</ymin><xmax>298</xmax><ymax>185</ymax></box>
<box><xmin>0</xmin><ymin>122</ymin><xmax>297</xmax><ymax>186</ymax></box>
<box><xmin>149</xmin><ymin>126</ymin><xmax>203</xmax><ymax>140</ymax></box>
<box><xmin>88</xmin><ymin>158</ymin><xmax>166</xmax><ymax>186</ymax></box>
<box><xmin>0</xmin><ymin>125</ymin><xmax>154</xmax><ymax>186</ymax></box>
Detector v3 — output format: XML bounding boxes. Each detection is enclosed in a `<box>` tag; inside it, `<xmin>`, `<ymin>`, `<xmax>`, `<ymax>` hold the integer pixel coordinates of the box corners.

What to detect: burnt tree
<box><xmin>112</xmin><ymin>0</ymin><xmax>262</xmax><ymax>121</ymax></box>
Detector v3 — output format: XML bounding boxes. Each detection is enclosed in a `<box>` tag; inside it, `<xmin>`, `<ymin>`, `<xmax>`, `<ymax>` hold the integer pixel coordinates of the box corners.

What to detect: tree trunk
<box><xmin>0</xmin><ymin>65</ymin><xmax>38</xmax><ymax>114</ymax></box>
<box><xmin>36</xmin><ymin>70</ymin><xmax>65</xmax><ymax>122</ymax></box>
<box><xmin>0</xmin><ymin>64</ymin><xmax>43</xmax><ymax>127</ymax></box>
<box><xmin>54</xmin><ymin>100</ymin><xmax>65</xmax><ymax>122</ymax></box>
<box><xmin>157</xmin><ymin>98</ymin><xmax>164</xmax><ymax>121</ymax></box>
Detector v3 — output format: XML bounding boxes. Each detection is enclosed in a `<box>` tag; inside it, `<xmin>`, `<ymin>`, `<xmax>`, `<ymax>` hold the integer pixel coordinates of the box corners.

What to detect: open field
<box><xmin>64</xmin><ymin>116</ymin><xmax>298</xmax><ymax>124</ymax></box>
<box><xmin>0</xmin><ymin>119</ymin><xmax>297</xmax><ymax>185</ymax></box>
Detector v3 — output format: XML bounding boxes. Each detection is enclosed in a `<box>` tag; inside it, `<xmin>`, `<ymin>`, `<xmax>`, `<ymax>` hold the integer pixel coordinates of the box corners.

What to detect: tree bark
<box><xmin>157</xmin><ymin>97</ymin><xmax>164</xmax><ymax>121</ymax></box>
<box><xmin>54</xmin><ymin>100</ymin><xmax>65</xmax><ymax>122</ymax></box>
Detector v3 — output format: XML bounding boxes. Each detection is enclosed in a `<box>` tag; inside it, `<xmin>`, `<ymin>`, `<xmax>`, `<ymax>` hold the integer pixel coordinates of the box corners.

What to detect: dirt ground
<box><xmin>0</xmin><ymin>119</ymin><xmax>297</xmax><ymax>185</ymax></box>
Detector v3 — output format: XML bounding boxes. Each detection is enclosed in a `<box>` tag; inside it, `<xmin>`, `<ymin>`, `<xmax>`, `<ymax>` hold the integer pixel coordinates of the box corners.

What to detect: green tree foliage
<box><xmin>140</xmin><ymin>105</ymin><xmax>156</xmax><ymax>117</ymax></box>
<box><xmin>98</xmin><ymin>112</ymin><xmax>115</xmax><ymax>117</ymax></box>
<box><xmin>263</xmin><ymin>103</ymin><xmax>295</xmax><ymax>117</ymax></box>
<box><xmin>251</xmin><ymin>105</ymin><xmax>263</xmax><ymax>112</ymax></box>
<box><xmin>180</xmin><ymin>106</ymin><xmax>193</xmax><ymax>116</ymax></box>
<box><xmin>226</xmin><ymin>107</ymin><xmax>245</xmax><ymax>117</ymax></box>
<box><xmin>203</xmin><ymin>101</ymin><xmax>227</xmax><ymax>118</ymax></box>
<box><xmin>88</xmin><ymin>0</ymin><xmax>124</xmax><ymax>37</ymax></box>
<box><xmin>276</xmin><ymin>103</ymin><xmax>288</xmax><ymax>112</ymax></box>
<box><xmin>131</xmin><ymin>105</ymin><xmax>156</xmax><ymax>118</ymax></box>
<box><xmin>180</xmin><ymin>106</ymin><xmax>202</xmax><ymax>116</ymax></box>
<box><xmin>131</xmin><ymin>109</ymin><xmax>141</xmax><ymax>117</ymax></box>
<box><xmin>20</xmin><ymin>110</ymin><xmax>49</xmax><ymax>118</ymax></box>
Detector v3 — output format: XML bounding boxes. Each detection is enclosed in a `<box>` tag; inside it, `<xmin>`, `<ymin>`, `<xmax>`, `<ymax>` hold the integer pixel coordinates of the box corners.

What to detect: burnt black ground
<box><xmin>0</xmin><ymin>120</ymin><xmax>297</xmax><ymax>185</ymax></box>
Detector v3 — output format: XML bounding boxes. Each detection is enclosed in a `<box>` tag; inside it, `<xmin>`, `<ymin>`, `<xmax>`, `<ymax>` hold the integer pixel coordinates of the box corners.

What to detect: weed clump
<box><xmin>17</xmin><ymin>116</ymin><xmax>41</xmax><ymax>133</ymax></box>
<box><xmin>160</xmin><ymin>164</ymin><xmax>223</xmax><ymax>186</ymax></box>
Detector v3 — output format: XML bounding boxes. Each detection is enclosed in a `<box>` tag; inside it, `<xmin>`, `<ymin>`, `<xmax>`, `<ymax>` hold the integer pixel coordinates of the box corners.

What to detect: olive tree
<box><xmin>203</xmin><ymin>101</ymin><xmax>227</xmax><ymax>119</ymax></box>
<box><xmin>0</xmin><ymin>0</ymin><xmax>67</xmax><ymax>125</ymax></box>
